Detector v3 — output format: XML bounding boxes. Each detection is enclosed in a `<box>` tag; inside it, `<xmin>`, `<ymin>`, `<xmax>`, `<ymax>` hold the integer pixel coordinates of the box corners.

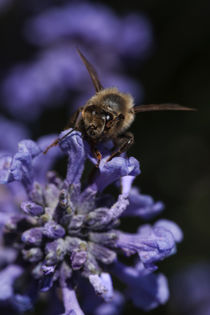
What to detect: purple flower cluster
<box><xmin>0</xmin><ymin>129</ymin><xmax>182</xmax><ymax>314</ymax></box>
<box><xmin>1</xmin><ymin>2</ymin><xmax>152</xmax><ymax>121</ymax></box>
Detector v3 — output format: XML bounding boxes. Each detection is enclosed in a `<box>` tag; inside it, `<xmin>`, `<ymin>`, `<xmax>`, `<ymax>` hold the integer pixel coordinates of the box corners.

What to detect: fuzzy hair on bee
<box><xmin>44</xmin><ymin>49</ymin><xmax>195</xmax><ymax>166</ymax></box>
<box><xmin>82</xmin><ymin>87</ymin><xmax>135</xmax><ymax>138</ymax></box>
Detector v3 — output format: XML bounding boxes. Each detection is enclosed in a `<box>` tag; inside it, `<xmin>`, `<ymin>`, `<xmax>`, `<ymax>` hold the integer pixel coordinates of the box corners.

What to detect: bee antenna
<box><xmin>76</xmin><ymin>47</ymin><xmax>103</xmax><ymax>92</ymax></box>
<box><xmin>134</xmin><ymin>104</ymin><xmax>197</xmax><ymax>113</ymax></box>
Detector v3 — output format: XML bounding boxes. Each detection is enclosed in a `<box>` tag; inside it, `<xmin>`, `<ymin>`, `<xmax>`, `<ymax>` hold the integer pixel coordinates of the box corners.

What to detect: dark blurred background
<box><xmin>123</xmin><ymin>1</ymin><xmax>210</xmax><ymax>314</ymax></box>
<box><xmin>0</xmin><ymin>0</ymin><xmax>210</xmax><ymax>314</ymax></box>
<box><xmin>112</xmin><ymin>1</ymin><xmax>210</xmax><ymax>314</ymax></box>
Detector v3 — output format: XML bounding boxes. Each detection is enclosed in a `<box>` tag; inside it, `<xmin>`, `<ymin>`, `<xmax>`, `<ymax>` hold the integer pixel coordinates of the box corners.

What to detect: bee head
<box><xmin>82</xmin><ymin>105</ymin><xmax>114</xmax><ymax>140</ymax></box>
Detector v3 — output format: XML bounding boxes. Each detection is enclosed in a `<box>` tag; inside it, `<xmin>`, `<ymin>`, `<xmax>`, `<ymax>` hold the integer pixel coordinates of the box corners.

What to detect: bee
<box><xmin>44</xmin><ymin>49</ymin><xmax>195</xmax><ymax>166</ymax></box>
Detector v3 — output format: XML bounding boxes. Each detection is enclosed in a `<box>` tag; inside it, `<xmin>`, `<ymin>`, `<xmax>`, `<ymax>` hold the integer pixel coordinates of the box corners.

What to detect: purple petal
<box><xmin>60</xmin><ymin>277</ymin><xmax>84</xmax><ymax>315</ymax></box>
<box><xmin>59</xmin><ymin>129</ymin><xmax>86</xmax><ymax>185</ymax></box>
<box><xmin>71</xmin><ymin>250</ymin><xmax>87</xmax><ymax>270</ymax></box>
<box><xmin>94</xmin><ymin>291</ymin><xmax>125</xmax><ymax>315</ymax></box>
<box><xmin>29</xmin><ymin>181</ymin><xmax>44</xmax><ymax>205</ymax></box>
<box><xmin>76</xmin><ymin>186</ymin><xmax>97</xmax><ymax>214</ymax></box>
<box><xmin>43</xmin><ymin>221</ymin><xmax>65</xmax><ymax>239</ymax></box>
<box><xmin>0</xmin><ymin>265</ymin><xmax>23</xmax><ymax>300</ymax></box>
<box><xmin>85</xmin><ymin>208</ymin><xmax>110</xmax><ymax>230</ymax></box>
<box><xmin>89</xmin><ymin>273</ymin><xmax>113</xmax><ymax>301</ymax></box>
<box><xmin>21</xmin><ymin>201</ymin><xmax>44</xmax><ymax>216</ymax></box>
<box><xmin>89</xmin><ymin>155</ymin><xmax>140</xmax><ymax>192</ymax></box>
<box><xmin>21</xmin><ymin>227</ymin><xmax>43</xmax><ymax>246</ymax></box>
<box><xmin>121</xmin><ymin>175</ymin><xmax>135</xmax><ymax>196</ymax></box>
<box><xmin>45</xmin><ymin>183</ymin><xmax>60</xmax><ymax>209</ymax></box>
<box><xmin>42</xmin><ymin>264</ymin><xmax>56</xmax><ymax>275</ymax></box>
<box><xmin>39</xmin><ymin>265</ymin><xmax>57</xmax><ymax>292</ymax></box>
<box><xmin>59</xmin><ymin>262</ymin><xmax>72</xmax><ymax>282</ymax></box>
<box><xmin>54</xmin><ymin>188</ymin><xmax>74</xmax><ymax>225</ymax></box>
<box><xmin>45</xmin><ymin>239</ymin><xmax>66</xmax><ymax>265</ymax></box>
<box><xmin>68</xmin><ymin>215</ymin><xmax>85</xmax><ymax>233</ymax></box>
<box><xmin>34</xmin><ymin>134</ymin><xmax>62</xmax><ymax>183</ymax></box>
<box><xmin>155</xmin><ymin>219</ymin><xmax>183</xmax><ymax>243</ymax></box>
<box><xmin>82</xmin><ymin>278</ymin><xmax>124</xmax><ymax>315</ymax></box>
<box><xmin>18</xmin><ymin>139</ymin><xmax>41</xmax><ymax>158</ymax></box>
<box><xmin>88</xmin><ymin>242</ymin><xmax>116</xmax><ymax>264</ymax></box>
<box><xmin>85</xmin><ymin>194</ymin><xmax>128</xmax><ymax>230</ymax></box>
<box><xmin>123</xmin><ymin>187</ymin><xmax>164</xmax><ymax>220</ymax></box>
<box><xmin>82</xmin><ymin>255</ymin><xmax>100</xmax><ymax>278</ymax></box>
<box><xmin>10</xmin><ymin>139</ymin><xmax>41</xmax><ymax>189</ymax></box>
<box><xmin>108</xmin><ymin>194</ymin><xmax>129</xmax><ymax>220</ymax></box>
<box><xmin>137</xmin><ymin>224</ymin><xmax>177</xmax><ymax>269</ymax></box>
<box><xmin>65</xmin><ymin>237</ymin><xmax>88</xmax><ymax>255</ymax></box>
<box><xmin>116</xmin><ymin>223</ymin><xmax>177</xmax><ymax>270</ymax></box>
<box><xmin>0</xmin><ymin>154</ymin><xmax>12</xmax><ymax>183</ymax></box>
<box><xmin>85</xmin><ymin>194</ymin><xmax>129</xmax><ymax>231</ymax></box>
<box><xmin>22</xmin><ymin>248</ymin><xmax>43</xmax><ymax>263</ymax></box>
<box><xmin>128</xmin><ymin>272</ymin><xmax>169</xmax><ymax>310</ymax></box>
<box><xmin>112</xmin><ymin>262</ymin><xmax>169</xmax><ymax>310</ymax></box>
<box><xmin>89</xmin><ymin>231</ymin><xmax>118</xmax><ymax>247</ymax></box>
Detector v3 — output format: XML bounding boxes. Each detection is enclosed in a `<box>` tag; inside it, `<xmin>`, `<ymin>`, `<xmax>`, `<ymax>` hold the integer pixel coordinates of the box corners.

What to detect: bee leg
<box><xmin>95</xmin><ymin>150</ymin><xmax>102</xmax><ymax>168</ymax></box>
<box><xmin>43</xmin><ymin>138</ymin><xmax>59</xmax><ymax>154</ymax></box>
<box><xmin>106</xmin><ymin>132</ymin><xmax>134</xmax><ymax>162</ymax></box>
<box><xmin>91</xmin><ymin>143</ymin><xmax>102</xmax><ymax>168</ymax></box>
<box><xmin>43</xmin><ymin>108</ymin><xmax>83</xmax><ymax>154</ymax></box>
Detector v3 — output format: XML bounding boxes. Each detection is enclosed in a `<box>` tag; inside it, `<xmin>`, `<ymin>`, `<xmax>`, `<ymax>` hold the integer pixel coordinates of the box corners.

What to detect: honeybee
<box><xmin>44</xmin><ymin>49</ymin><xmax>195</xmax><ymax>166</ymax></box>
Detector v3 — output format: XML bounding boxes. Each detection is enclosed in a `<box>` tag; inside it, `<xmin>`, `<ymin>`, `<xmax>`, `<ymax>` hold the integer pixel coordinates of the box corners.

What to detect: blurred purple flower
<box><xmin>1</xmin><ymin>2</ymin><xmax>152</xmax><ymax>121</ymax></box>
<box><xmin>24</xmin><ymin>3</ymin><xmax>152</xmax><ymax>59</ymax></box>
<box><xmin>0</xmin><ymin>116</ymin><xmax>29</xmax><ymax>153</ymax></box>
<box><xmin>0</xmin><ymin>129</ymin><xmax>182</xmax><ymax>314</ymax></box>
<box><xmin>0</xmin><ymin>0</ymin><xmax>14</xmax><ymax>12</ymax></box>
<box><xmin>170</xmin><ymin>263</ymin><xmax>210</xmax><ymax>315</ymax></box>
<box><xmin>2</xmin><ymin>45</ymin><xmax>82</xmax><ymax>121</ymax></box>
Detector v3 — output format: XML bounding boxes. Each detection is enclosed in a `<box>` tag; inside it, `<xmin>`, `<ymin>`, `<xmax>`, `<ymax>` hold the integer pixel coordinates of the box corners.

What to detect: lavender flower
<box><xmin>1</xmin><ymin>2</ymin><xmax>152</xmax><ymax>121</ymax></box>
<box><xmin>0</xmin><ymin>129</ymin><xmax>182</xmax><ymax>314</ymax></box>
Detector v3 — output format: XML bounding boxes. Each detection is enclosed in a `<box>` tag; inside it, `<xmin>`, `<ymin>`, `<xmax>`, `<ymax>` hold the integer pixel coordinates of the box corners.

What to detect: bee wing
<box><xmin>134</xmin><ymin>104</ymin><xmax>196</xmax><ymax>113</ymax></box>
<box><xmin>77</xmin><ymin>48</ymin><xmax>103</xmax><ymax>92</ymax></box>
